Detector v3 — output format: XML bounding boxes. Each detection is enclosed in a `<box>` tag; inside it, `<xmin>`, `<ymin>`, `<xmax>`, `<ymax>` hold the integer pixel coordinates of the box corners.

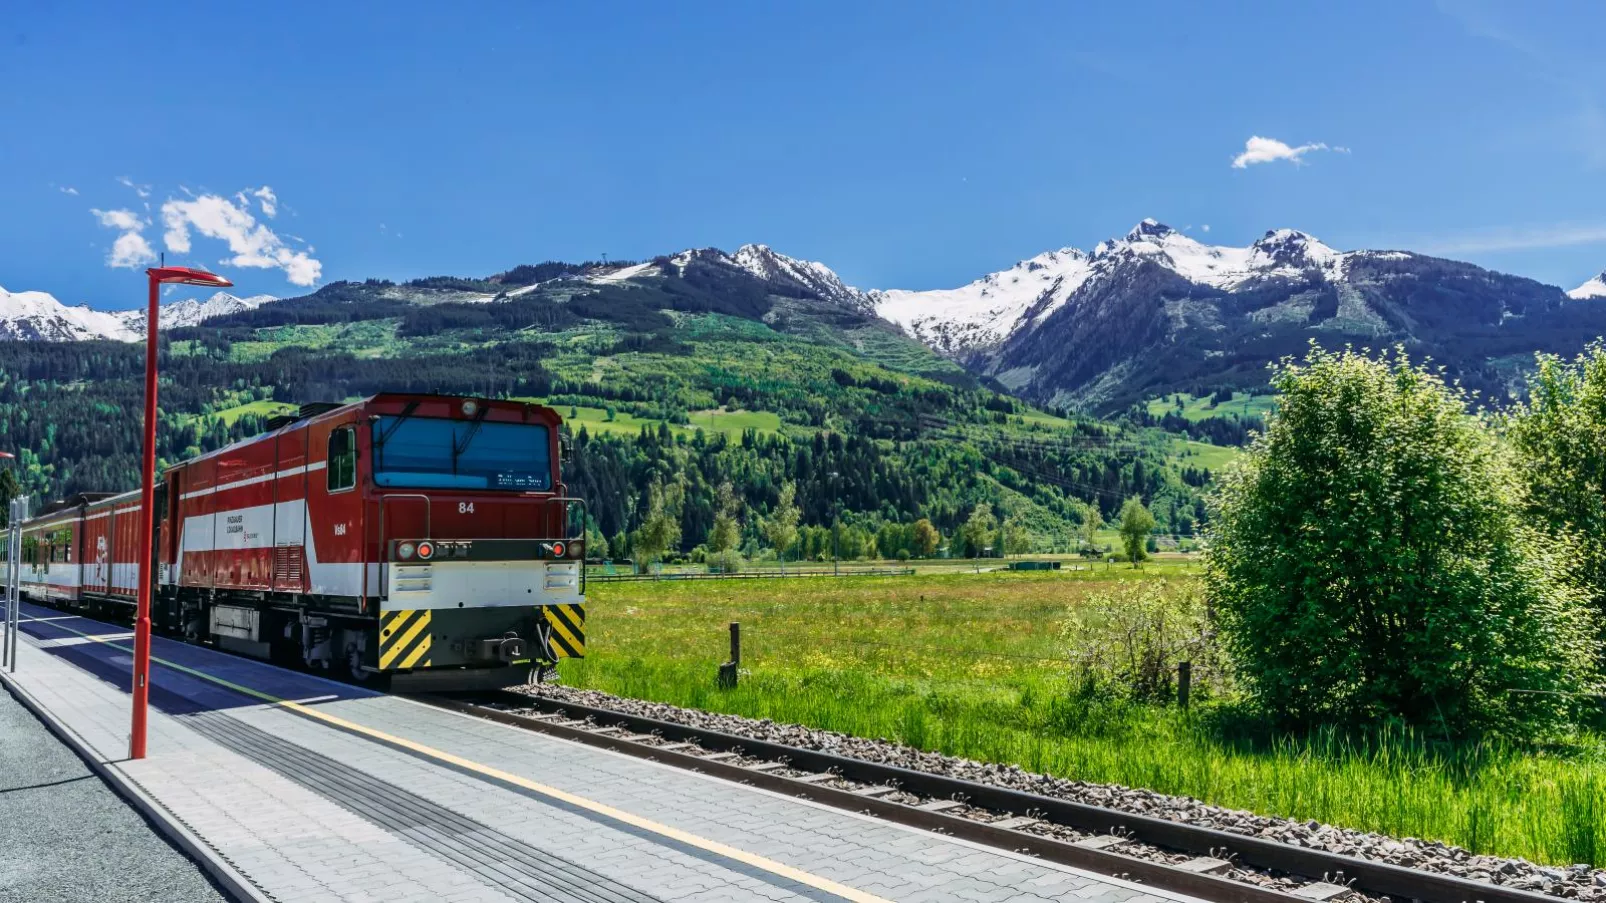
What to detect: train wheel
<box><xmin>346</xmin><ymin>644</ymin><xmax>373</xmax><ymax>683</ymax></box>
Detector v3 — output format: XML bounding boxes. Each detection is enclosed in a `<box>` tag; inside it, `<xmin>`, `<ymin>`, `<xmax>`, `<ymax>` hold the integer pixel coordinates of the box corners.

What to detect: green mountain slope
<box><xmin>0</xmin><ymin>249</ymin><xmax>1219</xmax><ymax>553</ymax></box>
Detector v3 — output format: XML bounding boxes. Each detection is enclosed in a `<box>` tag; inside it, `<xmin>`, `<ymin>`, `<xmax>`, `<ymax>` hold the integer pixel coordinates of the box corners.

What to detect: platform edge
<box><xmin>0</xmin><ymin>669</ymin><xmax>272</xmax><ymax>903</ymax></box>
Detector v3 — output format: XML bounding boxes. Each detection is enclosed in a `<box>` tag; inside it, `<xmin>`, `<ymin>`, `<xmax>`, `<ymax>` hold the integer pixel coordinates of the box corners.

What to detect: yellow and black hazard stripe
<box><xmin>543</xmin><ymin>604</ymin><xmax>585</xmax><ymax>658</ymax></box>
<box><xmin>379</xmin><ymin>609</ymin><xmax>433</xmax><ymax>670</ymax></box>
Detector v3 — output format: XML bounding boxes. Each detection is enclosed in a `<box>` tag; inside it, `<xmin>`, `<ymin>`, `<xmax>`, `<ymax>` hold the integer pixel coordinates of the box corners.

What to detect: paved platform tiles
<box><xmin>1</xmin><ymin>602</ymin><xmax>1206</xmax><ymax>903</ymax></box>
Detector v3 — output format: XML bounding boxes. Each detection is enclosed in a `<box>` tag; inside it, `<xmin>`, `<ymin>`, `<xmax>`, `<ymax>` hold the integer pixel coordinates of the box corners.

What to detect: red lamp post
<box><xmin>131</xmin><ymin>266</ymin><xmax>232</xmax><ymax>760</ymax></box>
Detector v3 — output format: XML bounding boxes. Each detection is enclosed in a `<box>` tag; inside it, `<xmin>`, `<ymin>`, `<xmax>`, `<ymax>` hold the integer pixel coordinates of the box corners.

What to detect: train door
<box><xmin>273</xmin><ymin>428</ymin><xmax>309</xmax><ymax>593</ymax></box>
<box><xmin>304</xmin><ymin>417</ymin><xmax>365</xmax><ymax>604</ymax></box>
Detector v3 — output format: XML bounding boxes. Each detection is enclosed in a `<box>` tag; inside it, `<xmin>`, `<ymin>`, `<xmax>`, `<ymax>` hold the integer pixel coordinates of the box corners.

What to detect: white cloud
<box><xmin>1412</xmin><ymin>222</ymin><xmax>1606</xmax><ymax>255</ymax></box>
<box><xmin>116</xmin><ymin>175</ymin><xmax>152</xmax><ymax>198</ymax></box>
<box><xmin>250</xmin><ymin>186</ymin><xmax>278</xmax><ymax>217</ymax></box>
<box><xmin>161</xmin><ymin>191</ymin><xmax>322</xmax><ymax>286</ymax></box>
<box><xmin>91</xmin><ymin>207</ymin><xmax>146</xmax><ymax>231</ymax></box>
<box><xmin>58</xmin><ymin>185</ymin><xmax>79</xmax><ymax>196</ymax></box>
<box><xmin>89</xmin><ymin>207</ymin><xmax>156</xmax><ymax>268</ymax></box>
<box><xmin>1231</xmin><ymin>135</ymin><xmax>1338</xmax><ymax>169</ymax></box>
<box><xmin>109</xmin><ymin>231</ymin><xmax>157</xmax><ymax>268</ymax></box>
<box><xmin>1201</xmin><ymin>224</ymin><xmax>1211</xmax><ymax>233</ymax></box>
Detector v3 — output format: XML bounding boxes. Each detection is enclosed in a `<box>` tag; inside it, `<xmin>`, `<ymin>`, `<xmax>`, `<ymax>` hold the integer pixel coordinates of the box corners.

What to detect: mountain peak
<box><xmin>1569</xmin><ymin>271</ymin><xmax>1606</xmax><ymax>300</ymax></box>
<box><xmin>1249</xmin><ymin>228</ymin><xmax>1340</xmax><ymax>269</ymax></box>
<box><xmin>1125</xmin><ymin>219</ymin><xmax>1178</xmax><ymax>241</ymax></box>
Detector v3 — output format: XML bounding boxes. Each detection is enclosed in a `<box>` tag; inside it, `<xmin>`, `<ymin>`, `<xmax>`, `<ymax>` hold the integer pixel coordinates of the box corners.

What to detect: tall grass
<box><xmin>564</xmin><ymin>572</ymin><xmax>1606</xmax><ymax>866</ymax></box>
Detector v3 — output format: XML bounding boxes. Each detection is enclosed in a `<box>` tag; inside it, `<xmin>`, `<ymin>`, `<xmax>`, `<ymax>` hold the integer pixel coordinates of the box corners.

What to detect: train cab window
<box><xmin>328</xmin><ymin>426</ymin><xmax>357</xmax><ymax>492</ymax></box>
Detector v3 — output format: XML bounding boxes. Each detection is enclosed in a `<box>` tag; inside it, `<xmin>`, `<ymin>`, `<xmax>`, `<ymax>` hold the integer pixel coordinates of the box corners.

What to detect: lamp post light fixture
<box><xmin>130</xmin><ymin>266</ymin><xmax>232</xmax><ymax>760</ymax></box>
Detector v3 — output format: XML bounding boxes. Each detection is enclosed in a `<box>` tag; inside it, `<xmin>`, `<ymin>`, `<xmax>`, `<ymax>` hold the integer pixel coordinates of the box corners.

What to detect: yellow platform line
<box><xmin>34</xmin><ymin>615</ymin><xmax>894</xmax><ymax>903</ymax></box>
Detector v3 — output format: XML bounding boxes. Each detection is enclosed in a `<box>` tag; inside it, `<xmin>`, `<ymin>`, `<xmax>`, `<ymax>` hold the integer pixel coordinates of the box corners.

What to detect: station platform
<box><xmin>1</xmin><ymin>601</ymin><xmax>1199</xmax><ymax>903</ymax></box>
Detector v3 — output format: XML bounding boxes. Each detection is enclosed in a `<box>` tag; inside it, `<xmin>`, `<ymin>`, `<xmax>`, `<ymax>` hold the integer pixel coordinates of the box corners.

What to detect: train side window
<box><xmin>328</xmin><ymin>426</ymin><xmax>357</xmax><ymax>492</ymax></box>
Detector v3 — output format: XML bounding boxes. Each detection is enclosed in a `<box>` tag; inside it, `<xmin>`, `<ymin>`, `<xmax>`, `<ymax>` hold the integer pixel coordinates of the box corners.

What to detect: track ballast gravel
<box><xmin>517</xmin><ymin>683</ymin><xmax>1606</xmax><ymax>903</ymax></box>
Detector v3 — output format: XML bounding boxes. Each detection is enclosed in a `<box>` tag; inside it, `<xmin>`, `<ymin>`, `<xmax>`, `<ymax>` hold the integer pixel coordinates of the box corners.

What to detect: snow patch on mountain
<box><xmin>871</xmin><ymin>248</ymin><xmax>1093</xmax><ymax>354</ymax></box>
<box><xmin>587</xmin><ymin>261</ymin><xmax>656</xmax><ymax>285</ymax></box>
<box><xmin>1570</xmin><ymin>272</ymin><xmax>1606</xmax><ymax>300</ymax></box>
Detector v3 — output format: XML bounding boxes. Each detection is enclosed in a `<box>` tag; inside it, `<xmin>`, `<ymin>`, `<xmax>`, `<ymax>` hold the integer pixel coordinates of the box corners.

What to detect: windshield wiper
<box><xmin>372</xmin><ymin>400</ymin><xmax>420</xmax><ymax>473</ymax></box>
<box><xmin>451</xmin><ymin>404</ymin><xmax>491</xmax><ymax>474</ymax></box>
<box><xmin>374</xmin><ymin>400</ymin><xmax>420</xmax><ymax>448</ymax></box>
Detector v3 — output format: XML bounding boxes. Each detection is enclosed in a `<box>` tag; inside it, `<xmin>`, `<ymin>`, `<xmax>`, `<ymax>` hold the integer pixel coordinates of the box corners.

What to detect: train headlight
<box><xmin>461</xmin><ymin>400</ymin><xmax>478</xmax><ymax>416</ymax></box>
<box><xmin>397</xmin><ymin>542</ymin><xmax>416</xmax><ymax>560</ymax></box>
<box><xmin>416</xmin><ymin>541</ymin><xmax>436</xmax><ymax>561</ymax></box>
<box><xmin>550</xmin><ymin>541</ymin><xmax>566</xmax><ymax>558</ymax></box>
<box><xmin>568</xmin><ymin>541</ymin><xmax>584</xmax><ymax>559</ymax></box>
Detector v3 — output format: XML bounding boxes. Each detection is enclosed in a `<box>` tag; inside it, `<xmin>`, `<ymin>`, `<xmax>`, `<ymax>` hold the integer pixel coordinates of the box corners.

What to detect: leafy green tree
<box><xmin>1118</xmin><ymin>497</ymin><xmax>1155</xmax><ymax>566</ymax></box>
<box><xmin>960</xmin><ymin>502</ymin><xmax>997</xmax><ymax>557</ymax></box>
<box><xmin>1506</xmin><ymin>342</ymin><xmax>1606</xmax><ymax>652</ymax></box>
<box><xmin>1003</xmin><ymin>516</ymin><xmax>1031</xmax><ymax>557</ymax></box>
<box><xmin>1206</xmin><ymin>346</ymin><xmax>1598</xmax><ymax>735</ymax></box>
<box><xmin>709</xmin><ymin>482</ymin><xmax>745</xmax><ymax>565</ymax></box>
<box><xmin>912</xmin><ymin>518</ymin><xmax>940</xmax><ymax>558</ymax></box>
<box><xmin>629</xmin><ymin>479</ymin><xmax>683</xmax><ymax>571</ymax></box>
<box><xmin>0</xmin><ymin>467</ymin><xmax>17</xmax><ymax>528</ymax></box>
<box><xmin>584</xmin><ymin>522</ymin><xmax>609</xmax><ymax>559</ymax></box>
<box><xmin>765</xmin><ymin>482</ymin><xmax>801</xmax><ymax>573</ymax></box>
<box><xmin>1080</xmin><ymin>501</ymin><xmax>1103</xmax><ymax>553</ymax></box>
<box><xmin>708</xmin><ymin>481</ymin><xmax>741</xmax><ymax>557</ymax></box>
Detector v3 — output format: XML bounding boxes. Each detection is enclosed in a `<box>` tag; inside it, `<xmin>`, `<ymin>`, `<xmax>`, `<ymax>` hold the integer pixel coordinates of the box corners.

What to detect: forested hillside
<box><xmin>0</xmin><ymin>251</ymin><xmax>1216</xmax><ymax>555</ymax></box>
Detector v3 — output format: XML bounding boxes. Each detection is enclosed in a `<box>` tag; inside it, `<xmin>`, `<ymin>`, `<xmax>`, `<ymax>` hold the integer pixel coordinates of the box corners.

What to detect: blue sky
<box><xmin>2</xmin><ymin>0</ymin><xmax>1603</xmax><ymax>308</ymax></box>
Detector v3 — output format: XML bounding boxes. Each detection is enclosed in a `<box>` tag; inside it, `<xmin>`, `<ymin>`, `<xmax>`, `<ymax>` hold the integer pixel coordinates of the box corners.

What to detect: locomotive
<box><xmin>8</xmin><ymin>393</ymin><xmax>586</xmax><ymax>690</ymax></box>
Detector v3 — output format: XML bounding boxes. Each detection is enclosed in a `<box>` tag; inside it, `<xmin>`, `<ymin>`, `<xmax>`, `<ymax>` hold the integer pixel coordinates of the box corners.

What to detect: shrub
<box><xmin>1062</xmin><ymin>579</ymin><xmax>1221</xmax><ymax>703</ymax></box>
<box><xmin>1205</xmin><ymin>345</ymin><xmax>1598</xmax><ymax>737</ymax></box>
<box><xmin>1506</xmin><ymin>342</ymin><xmax>1606</xmax><ymax>656</ymax></box>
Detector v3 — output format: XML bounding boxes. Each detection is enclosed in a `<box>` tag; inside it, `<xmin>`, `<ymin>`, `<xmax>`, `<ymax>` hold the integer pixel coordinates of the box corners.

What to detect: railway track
<box><xmin>420</xmin><ymin>690</ymin><xmax>1569</xmax><ymax>903</ymax></box>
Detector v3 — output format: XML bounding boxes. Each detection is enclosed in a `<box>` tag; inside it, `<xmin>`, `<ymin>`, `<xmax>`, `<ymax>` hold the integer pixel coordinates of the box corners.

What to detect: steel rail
<box><xmin>431</xmin><ymin>692</ymin><xmax>1562</xmax><ymax>903</ymax></box>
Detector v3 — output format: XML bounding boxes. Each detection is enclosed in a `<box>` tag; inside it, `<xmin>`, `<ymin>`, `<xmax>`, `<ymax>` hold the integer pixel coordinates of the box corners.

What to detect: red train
<box><xmin>9</xmin><ymin>393</ymin><xmax>586</xmax><ymax>690</ymax></box>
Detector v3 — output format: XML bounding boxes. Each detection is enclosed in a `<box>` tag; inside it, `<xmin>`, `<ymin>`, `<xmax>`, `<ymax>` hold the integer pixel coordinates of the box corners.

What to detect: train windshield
<box><xmin>370</xmin><ymin>416</ymin><xmax>552</xmax><ymax>491</ymax></box>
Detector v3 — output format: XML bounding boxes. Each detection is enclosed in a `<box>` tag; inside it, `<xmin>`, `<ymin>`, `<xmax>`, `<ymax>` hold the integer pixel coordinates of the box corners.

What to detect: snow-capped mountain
<box><xmin>122</xmin><ymin>291</ymin><xmax>280</xmax><ymax>330</ymax></box>
<box><xmin>620</xmin><ymin>243</ymin><xmax>875</xmax><ymax>314</ymax></box>
<box><xmin>0</xmin><ymin>285</ymin><xmax>140</xmax><ymax>341</ymax></box>
<box><xmin>874</xmin><ymin>219</ymin><xmax>1598</xmax><ymax>410</ymax></box>
<box><xmin>873</xmin><ymin>220</ymin><xmax>1369</xmax><ymax>356</ymax></box>
<box><xmin>1570</xmin><ymin>272</ymin><xmax>1606</xmax><ymax>300</ymax></box>
<box><xmin>729</xmin><ymin>244</ymin><xmax>872</xmax><ymax>313</ymax></box>
<box><xmin>0</xmin><ymin>286</ymin><xmax>278</xmax><ymax>342</ymax></box>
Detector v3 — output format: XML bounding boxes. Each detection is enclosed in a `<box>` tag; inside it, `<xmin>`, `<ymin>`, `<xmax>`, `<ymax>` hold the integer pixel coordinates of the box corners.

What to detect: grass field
<box><xmin>1170</xmin><ymin>438</ymin><xmax>1240</xmax><ymax>472</ymax></box>
<box><xmin>563</xmin><ymin>570</ymin><xmax>1606</xmax><ymax>867</ymax></box>
<box><xmin>1147</xmin><ymin>392</ymin><xmax>1278</xmax><ymax>422</ymax></box>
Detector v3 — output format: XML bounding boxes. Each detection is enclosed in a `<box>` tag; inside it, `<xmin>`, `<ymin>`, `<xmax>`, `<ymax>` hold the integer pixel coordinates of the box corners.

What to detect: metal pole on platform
<box><xmin>130</xmin><ymin>267</ymin><xmax>232</xmax><ymax>760</ymax></box>
<box><xmin>7</xmin><ymin>495</ymin><xmax>24</xmax><ymax>673</ymax></box>
<box><xmin>2</xmin><ymin>500</ymin><xmax>10</xmax><ymax>670</ymax></box>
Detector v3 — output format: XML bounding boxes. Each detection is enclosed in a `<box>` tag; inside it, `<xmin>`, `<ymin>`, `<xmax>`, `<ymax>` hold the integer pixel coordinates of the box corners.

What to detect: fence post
<box><xmin>1177</xmin><ymin>660</ymin><xmax>1192</xmax><ymax>709</ymax></box>
<box><xmin>718</xmin><ymin>622</ymin><xmax>740</xmax><ymax>688</ymax></box>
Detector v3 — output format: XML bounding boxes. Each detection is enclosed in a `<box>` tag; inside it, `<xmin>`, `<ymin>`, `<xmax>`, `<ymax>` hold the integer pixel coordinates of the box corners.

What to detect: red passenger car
<box><xmin>14</xmin><ymin>394</ymin><xmax>586</xmax><ymax>690</ymax></box>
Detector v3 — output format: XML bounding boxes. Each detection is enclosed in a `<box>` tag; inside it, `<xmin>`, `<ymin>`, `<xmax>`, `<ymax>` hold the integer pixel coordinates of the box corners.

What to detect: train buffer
<box><xmin>1</xmin><ymin>601</ymin><xmax>1213</xmax><ymax>903</ymax></box>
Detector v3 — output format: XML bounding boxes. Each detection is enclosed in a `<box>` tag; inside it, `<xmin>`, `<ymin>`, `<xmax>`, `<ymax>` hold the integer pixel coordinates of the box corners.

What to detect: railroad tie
<box><xmin>793</xmin><ymin>772</ymin><xmax>837</xmax><ymax>784</ymax></box>
<box><xmin>1292</xmin><ymin>882</ymin><xmax>1352</xmax><ymax>901</ymax></box>
<box><xmin>990</xmin><ymin>816</ymin><xmax>1039</xmax><ymax>831</ymax></box>
<box><xmin>1176</xmin><ymin>857</ymin><xmax>1233</xmax><ymax>875</ymax></box>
